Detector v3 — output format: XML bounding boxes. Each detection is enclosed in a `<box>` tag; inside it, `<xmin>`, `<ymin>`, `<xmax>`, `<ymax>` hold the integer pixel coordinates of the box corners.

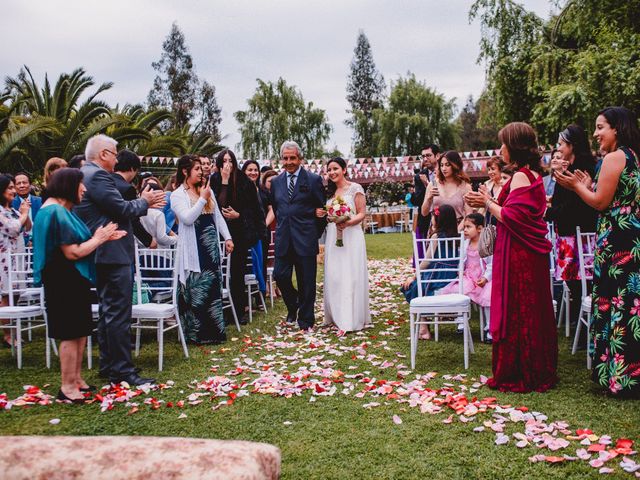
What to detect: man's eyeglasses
<box><xmin>102</xmin><ymin>149</ymin><xmax>117</xmax><ymax>157</ymax></box>
<box><xmin>421</xmin><ymin>153</ymin><xmax>434</xmax><ymax>159</ymax></box>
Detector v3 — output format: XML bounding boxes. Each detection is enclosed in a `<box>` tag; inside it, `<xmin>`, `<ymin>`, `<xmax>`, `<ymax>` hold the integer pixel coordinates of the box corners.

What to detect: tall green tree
<box><xmin>148</xmin><ymin>22</ymin><xmax>222</xmax><ymax>141</ymax></box>
<box><xmin>469</xmin><ymin>0</ymin><xmax>640</xmax><ymax>143</ymax></box>
<box><xmin>469</xmin><ymin>0</ymin><xmax>543</xmax><ymax>129</ymax></box>
<box><xmin>345</xmin><ymin>31</ymin><xmax>386</xmax><ymax>157</ymax></box>
<box><xmin>370</xmin><ymin>73</ymin><xmax>459</xmax><ymax>155</ymax></box>
<box><xmin>234</xmin><ymin>78</ymin><xmax>332</xmax><ymax>159</ymax></box>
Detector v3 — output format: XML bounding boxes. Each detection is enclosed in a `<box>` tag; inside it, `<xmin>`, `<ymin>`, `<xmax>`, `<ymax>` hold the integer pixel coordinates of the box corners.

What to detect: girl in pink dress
<box><xmin>438</xmin><ymin>213</ymin><xmax>493</xmax><ymax>340</ymax></box>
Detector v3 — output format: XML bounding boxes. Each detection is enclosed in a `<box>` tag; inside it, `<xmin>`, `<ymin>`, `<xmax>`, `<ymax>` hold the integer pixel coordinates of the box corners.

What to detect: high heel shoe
<box><xmin>56</xmin><ymin>390</ymin><xmax>86</xmax><ymax>404</ymax></box>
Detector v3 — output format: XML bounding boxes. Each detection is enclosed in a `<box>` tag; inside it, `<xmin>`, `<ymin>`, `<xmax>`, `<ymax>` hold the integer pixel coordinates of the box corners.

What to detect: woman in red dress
<box><xmin>466</xmin><ymin>122</ymin><xmax>557</xmax><ymax>392</ymax></box>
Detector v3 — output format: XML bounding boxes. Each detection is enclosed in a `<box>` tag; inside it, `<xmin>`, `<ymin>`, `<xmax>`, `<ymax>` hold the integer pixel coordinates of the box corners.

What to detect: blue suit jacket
<box><xmin>74</xmin><ymin>162</ymin><xmax>148</xmax><ymax>265</ymax></box>
<box><xmin>12</xmin><ymin>194</ymin><xmax>42</xmax><ymax>220</ymax></box>
<box><xmin>270</xmin><ymin>168</ymin><xmax>326</xmax><ymax>257</ymax></box>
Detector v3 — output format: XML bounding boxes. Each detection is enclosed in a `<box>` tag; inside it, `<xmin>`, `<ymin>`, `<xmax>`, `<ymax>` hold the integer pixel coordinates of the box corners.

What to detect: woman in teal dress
<box><xmin>33</xmin><ymin>169</ymin><xmax>125</xmax><ymax>403</ymax></box>
<box><xmin>556</xmin><ymin>106</ymin><xmax>640</xmax><ymax>398</ymax></box>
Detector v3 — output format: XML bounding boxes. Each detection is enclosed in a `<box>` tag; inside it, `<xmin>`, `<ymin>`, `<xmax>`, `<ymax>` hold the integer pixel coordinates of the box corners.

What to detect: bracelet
<box><xmin>485</xmin><ymin>198</ymin><xmax>495</xmax><ymax>209</ymax></box>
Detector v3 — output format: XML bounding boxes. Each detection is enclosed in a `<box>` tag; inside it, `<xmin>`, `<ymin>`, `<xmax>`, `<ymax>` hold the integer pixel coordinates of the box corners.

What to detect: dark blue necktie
<box><xmin>288</xmin><ymin>174</ymin><xmax>295</xmax><ymax>198</ymax></box>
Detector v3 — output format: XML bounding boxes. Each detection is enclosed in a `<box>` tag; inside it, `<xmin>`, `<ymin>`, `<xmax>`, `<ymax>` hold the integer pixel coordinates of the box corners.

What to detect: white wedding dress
<box><xmin>323</xmin><ymin>182</ymin><xmax>371</xmax><ymax>331</ymax></box>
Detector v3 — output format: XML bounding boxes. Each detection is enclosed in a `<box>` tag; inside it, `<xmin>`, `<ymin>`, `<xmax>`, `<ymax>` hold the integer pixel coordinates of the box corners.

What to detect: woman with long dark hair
<box><xmin>421</xmin><ymin>150</ymin><xmax>472</xmax><ymax>232</ymax></box>
<box><xmin>171</xmin><ymin>155</ymin><xmax>233</xmax><ymax>344</ymax></box>
<box><xmin>0</xmin><ymin>175</ymin><xmax>31</xmax><ymax>347</ymax></box>
<box><xmin>211</xmin><ymin>149</ymin><xmax>264</xmax><ymax>323</ymax></box>
<box><xmin>466</xmin><ymin>122</ymin><xmax>557</xmax><ymax>393</ymax></box>
<box><xmin>33</xmin><ymin>168</ymin><xmax>125</xmax><ymax>402</ymax></box>
<box><xmin>556</xmin><ymin>107</ymin><xmax>640</xmax><ymax>398</ymax></box>
<box><xmin>545</xmin><ymin>124</ymin><xmax>598</xmax><ymax>328</ymax></box>
<box><xmin>241</xmin><ymin>160</ymin><xmax>268</xmax><ymax>297</ymax></box>
<box><xmin>315</xmin><ymin>157</ymin><xmax>370</xmax><ymax>332</ymax></box>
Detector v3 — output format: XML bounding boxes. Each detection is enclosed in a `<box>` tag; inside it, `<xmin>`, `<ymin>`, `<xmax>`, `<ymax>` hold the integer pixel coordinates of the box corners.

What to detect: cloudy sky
<box><xmin>3</xmin><ymin>0</ymin><xmax>554</xmax><ymax>156</ymax></box>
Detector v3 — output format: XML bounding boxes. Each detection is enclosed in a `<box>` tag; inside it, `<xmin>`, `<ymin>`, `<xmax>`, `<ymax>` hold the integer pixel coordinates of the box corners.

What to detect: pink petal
<box><xmin>392</xmin><ymin>415</ymin><xmax>402</xmax><ymax>425</ymax></box>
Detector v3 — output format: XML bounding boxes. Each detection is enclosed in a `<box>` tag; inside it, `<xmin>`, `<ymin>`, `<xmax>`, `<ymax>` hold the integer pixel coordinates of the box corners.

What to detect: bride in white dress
<box><xmin>316</xmin><ymin>158</ymin><xmax>371</xmax><ymax>332</ymax></box>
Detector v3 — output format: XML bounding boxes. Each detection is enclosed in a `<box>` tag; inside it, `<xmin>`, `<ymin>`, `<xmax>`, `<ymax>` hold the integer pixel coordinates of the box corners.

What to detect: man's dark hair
<box><xmin>114</xmin><ymin>149</ymin><xmax>141</xmax><ymax>172</ymax></box>
<box><xmin>260</xmin><ymin>165</ymin><xmax>271</xmax><ymax>173</ymax></box>
<box><xmin>45</xmin><ymin>168</ymin><xmax>84</xmax><ymax>205</ymax></box>
<box><xmin>68</xmin><ymin>154</ymin><xmax>85</xmax><ymax>169</ymax></box>
<box><xmin>14</xmin><ymin>172</ymin><xmax>31</xmax><ymax>183</ymax></box>
<box><xmin>422</xmin><ymin>144</ymin><xmax>440</xmax><ymax>155</ymax></box>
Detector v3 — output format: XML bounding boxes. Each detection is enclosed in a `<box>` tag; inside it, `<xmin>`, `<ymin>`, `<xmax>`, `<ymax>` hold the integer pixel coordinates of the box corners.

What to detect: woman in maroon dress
<box><xmin>466</xmin><ymin>122</ymin><xmax>557</xmax><ymax>392</ymax></box>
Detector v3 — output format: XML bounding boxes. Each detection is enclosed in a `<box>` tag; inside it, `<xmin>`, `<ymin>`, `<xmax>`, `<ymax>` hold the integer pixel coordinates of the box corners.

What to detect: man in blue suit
<box><xmin>75</xmin><ymin>135</ymin><xmax>165</xmax><ymax>386</ymax></box>
<box><xmin>12</xmin><ymin>172</ymin><xmax>42</xmax><ymax>246</ymax></box>
<box><xmin>270</xmin><ymin>141</ymin><xmax>326</xmax><ymax>331</ymax></box>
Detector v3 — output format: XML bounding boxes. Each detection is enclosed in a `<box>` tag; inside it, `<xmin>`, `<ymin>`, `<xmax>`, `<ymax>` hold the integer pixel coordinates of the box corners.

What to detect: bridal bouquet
<box><xmin>326</xmin><ymin>196</ymin><xmax>353</xmax><ymax>247</ymax></box>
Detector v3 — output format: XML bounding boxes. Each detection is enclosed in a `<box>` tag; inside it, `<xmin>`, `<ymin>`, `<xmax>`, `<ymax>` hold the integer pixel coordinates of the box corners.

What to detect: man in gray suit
<box><xmin>75</xmin><ymin>135</ymin><xmax>165</xmax><ymax>386</ymax></box>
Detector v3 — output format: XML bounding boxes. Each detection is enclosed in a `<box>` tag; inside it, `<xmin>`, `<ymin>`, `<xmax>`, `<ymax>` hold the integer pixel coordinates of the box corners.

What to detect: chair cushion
<box><xmin>0</xmin><ymin>436</ymin><xmax>281</xmax><ymax>480</ymax></box>
<box><xmin>132</xmin><ymin>303</ymin><xmax>175</xmax><ymax>318</ymax></box>
<box><xmin>410</xmin><ymin>294</ymin><xmax>470</xmax><ymax>308</ymax></box>
<box><xmin>245</xmin><ymin>274</ymin><xmax>257</xmax><ymax>284</ymax></box>
<box><xmin>582</xmin><ymin>296</ymin><xmax>592</xmax><ymax>309</ymax></box>
<box><xmin>18</xmin><ymin>288</ymin><xmax>41</xmax><ymax>302</ymax></box>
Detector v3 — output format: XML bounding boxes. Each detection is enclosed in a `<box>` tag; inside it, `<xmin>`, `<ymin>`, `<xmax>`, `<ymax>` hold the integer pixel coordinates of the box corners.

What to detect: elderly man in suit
<box><xmin>270</xmin><ymin>140</ymin><xmax>326</xmax><ymax>331</ymax></box>
<box><xmin>75</xmin><ymin>135</ymin><xmax>165</xmax><ymax>386</ymax></box>
<box><xmin>12</xmin><ymin>172</ymin><xmax>42</xmax><ymax>246</ymax></box>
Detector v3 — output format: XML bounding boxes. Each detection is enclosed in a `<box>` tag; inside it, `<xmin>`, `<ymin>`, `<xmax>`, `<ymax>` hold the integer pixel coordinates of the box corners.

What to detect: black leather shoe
<box><xmin>110</xmin><ymin>375</ymin><xmax>156</xmax><ymax>386</ymax></box>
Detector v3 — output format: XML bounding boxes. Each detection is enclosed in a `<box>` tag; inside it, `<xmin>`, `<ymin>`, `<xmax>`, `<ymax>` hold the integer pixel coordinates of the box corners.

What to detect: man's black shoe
<box><xmin>286</xmin><ymin>312</ymin><xmax>297</xmax><ymax>324</ymax></box>
<box><xmin>110</xmin><ymin>374</ymin><xmax>156</xmax><ymax>386</ymax></box>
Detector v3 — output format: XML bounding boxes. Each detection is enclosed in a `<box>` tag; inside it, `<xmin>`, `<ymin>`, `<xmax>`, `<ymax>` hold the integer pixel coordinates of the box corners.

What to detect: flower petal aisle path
<box><xmin>0</xmin><ymin>234</ymin><xmax>638</xmax><ymax>479</ymax></box>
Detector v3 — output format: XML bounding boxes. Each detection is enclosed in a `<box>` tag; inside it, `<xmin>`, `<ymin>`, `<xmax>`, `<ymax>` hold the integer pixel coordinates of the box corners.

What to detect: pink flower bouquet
<box><xmin>326</xmin><ymin>196</ymin><xmax>353</xmax><ymax>247</ymax></box>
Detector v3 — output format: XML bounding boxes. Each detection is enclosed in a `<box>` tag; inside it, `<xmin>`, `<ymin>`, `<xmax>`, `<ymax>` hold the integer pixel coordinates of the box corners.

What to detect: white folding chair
<box><xmin>1</xmin><ymin>251</ymin><xmax>49</xmax><ymax>369</ymax></box>
<box><xmin>219</xmin><ymin>241</ymin><xmax>241</xmax><ymax>332</ymax></box>
<box><xmin>395</xmin><ymin>209</ymin><xmax>410</xmax><ymax>233</ymax></box>
<box><xmin>266</xmin><ymin>230</ymin><xmax>276</xmax><ymax>308</ymax></box>
<box><xmin>365</xmin><ymin>213</ymin><xmax>378</xmax><ymax>234</ymax></box>
<box><xmin>409</xmin><ymin>233</ymin><xmax>473</xmax><ymax>370</ymax></box>
<box><xmin>571</xmin><ymin>227</ymin><xmax>596</xmax><ymax>369</ymax></box>
<box><xmin>131</xmin><ymin>246</ymin><xmax>188</xmax><ymax>371</ymax></box>
<box><xmin>245</xmin><ymin>253</ymin><xmax>267</xmax><ymax>323</ymax></box>
<box><xmin>546</xmin><ymin>222</ymin><xmax>571</xmax><ymax>337</ymax></box>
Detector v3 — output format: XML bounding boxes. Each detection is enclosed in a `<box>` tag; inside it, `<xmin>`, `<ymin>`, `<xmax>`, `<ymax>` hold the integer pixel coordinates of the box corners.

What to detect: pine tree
<box><xmin>345</xmin><ymin>31</ymin><xmax>386</xmax><ymax>157</ymax></box>
<box><xmin>148</xmin><ymin>22</ymin><xmax>222</xmax><ymax>139</ymax></box>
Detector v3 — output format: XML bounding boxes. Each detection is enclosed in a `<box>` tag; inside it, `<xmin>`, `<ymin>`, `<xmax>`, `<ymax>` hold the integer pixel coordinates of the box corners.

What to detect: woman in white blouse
<box><xmin>171</xmin><ymin>155</ymin><xmax>233</xmax><ymax>345</ymax></box>
<box><xmin>140</xmin><ymin>179</ymin><xmax>177</xmax><ymax>247</ymax></box>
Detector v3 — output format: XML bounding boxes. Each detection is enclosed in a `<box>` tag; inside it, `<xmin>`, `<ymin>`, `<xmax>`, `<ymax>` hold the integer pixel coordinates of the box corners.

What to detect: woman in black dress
<box><xmin>33</xmin><ymin>169</ymin><xmax>125</xmax><ymax>402</ymax></box>
<box><xmin>211</xmin><ymin>150</ymin><xmax>265</xmax><ymax>323</ymax></box>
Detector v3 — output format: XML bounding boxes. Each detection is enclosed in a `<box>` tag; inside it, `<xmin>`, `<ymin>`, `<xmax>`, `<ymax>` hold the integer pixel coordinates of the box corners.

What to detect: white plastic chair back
<box><xmin>412</xmin><ymin>232</ymin><xmax>465</xmax><ymax>297</ymax></box>
<box><xmin>575</xmin><ymin>227</ymin><xmax>596</xmax><ymax>297</ymax></box>
<box><xmin>135</xmin><ymin>246</ymin><xmax>177</xmax><ymax>305</ymax></box>
<box><xmin>7</xmin><ymin>250</ymin><xmax>40</xmax><ymax>306</ymax></box>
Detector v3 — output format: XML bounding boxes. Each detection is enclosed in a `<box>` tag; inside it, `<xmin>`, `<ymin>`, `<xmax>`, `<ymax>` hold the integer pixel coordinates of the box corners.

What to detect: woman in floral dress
<box><xmin>556</xmin><ymin>107</ymin><xmax>640</xmax><ymax>398</ymax></box>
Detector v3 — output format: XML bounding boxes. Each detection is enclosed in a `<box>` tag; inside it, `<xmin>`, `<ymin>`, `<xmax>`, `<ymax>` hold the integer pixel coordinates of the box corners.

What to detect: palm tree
<box><xmin>0</xmin><ymin>92</ymin><xmax>59</xmax><ymax>172</ymax></box>
<box><xmin>3</xmin><ymin>66</ymin><xmax>117</xmax><ymax>172</ymax></box>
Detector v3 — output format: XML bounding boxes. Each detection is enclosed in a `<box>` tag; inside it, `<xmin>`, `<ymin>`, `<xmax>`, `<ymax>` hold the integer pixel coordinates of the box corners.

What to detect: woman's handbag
<box><xmin>478</xmin><ymin>224</ymin><xmax>496</xmax><ymax>258</ymax></box>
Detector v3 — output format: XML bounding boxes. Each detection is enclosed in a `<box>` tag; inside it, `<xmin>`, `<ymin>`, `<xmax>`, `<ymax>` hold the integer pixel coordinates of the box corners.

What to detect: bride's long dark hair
<box><xmin>326</xmin><ymin>157</ymin><xmax>347</xmax><ymax>197</ymax></box>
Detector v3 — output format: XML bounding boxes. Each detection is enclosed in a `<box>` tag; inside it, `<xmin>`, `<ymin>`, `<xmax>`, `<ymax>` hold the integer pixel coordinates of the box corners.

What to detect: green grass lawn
<box><xmin>0</xmin><ymin>231</ymin><xmax>637</xmax><ymax>479</ymax></box>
